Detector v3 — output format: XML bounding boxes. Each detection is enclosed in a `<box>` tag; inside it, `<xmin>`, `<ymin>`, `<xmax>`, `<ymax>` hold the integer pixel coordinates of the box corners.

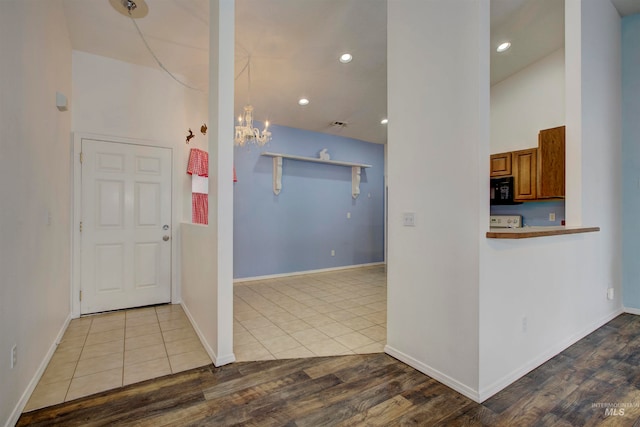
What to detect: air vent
<box><xmin>330</xmin><ymin>121</ymin><xmax>348</xmax><ymax>128</ymax></box>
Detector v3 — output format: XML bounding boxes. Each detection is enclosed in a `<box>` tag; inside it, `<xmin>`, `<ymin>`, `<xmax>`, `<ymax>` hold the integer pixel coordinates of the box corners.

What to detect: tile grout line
<box><xmin>63</xmin><ymin>317</ymin><xmax>93</xmax><ymax>403</ymax></box>
<box><xmin>120</xmin><ymin>313</ymin><xmax>127</xmax><ymax>389</ymax></box>
<box><xmin>233</xmin><ymin>266</ymin><xmax>386</xmax><ymax>361</ymax></box>
<box><xmin>156</xmin><ymin>306</ymin><xmax>173</xmax><ymax>374</ymax></box>
<box><xmin>30</xmin><ymin>306</ymin><xmax>214</xmax><ymax>410</ymax></box>
<box><xmin>237</xmin><ymin>292</ymin><xmax>316</xmax><ymax>360</ymax></box>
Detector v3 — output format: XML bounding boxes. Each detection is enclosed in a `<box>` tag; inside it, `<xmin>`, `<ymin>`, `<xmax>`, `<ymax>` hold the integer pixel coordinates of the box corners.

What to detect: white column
<box><xmin>209</xmin><ymin>0</ymin><xmax>235</xmax><ymax>365</ymax></box>
<box><xmin>386</xmin><ymin>0</ymin><xmax>489</xmax><ymax>401</ymax></box>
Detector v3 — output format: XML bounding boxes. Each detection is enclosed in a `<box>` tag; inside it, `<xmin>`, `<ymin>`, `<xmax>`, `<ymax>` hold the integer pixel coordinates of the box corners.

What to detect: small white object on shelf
<box><xmin>319</xmin><ymin>148</ymin><xmax>330</xmax><ymax>160</ymax></box>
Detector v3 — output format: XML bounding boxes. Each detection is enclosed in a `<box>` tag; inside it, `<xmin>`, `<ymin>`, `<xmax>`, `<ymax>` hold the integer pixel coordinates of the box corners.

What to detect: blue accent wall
<box><xmin>490</xmin><ymin>201</ymin><xmax>565</xmax><ymax>226</ymax></box>
<box><xmin>622</xmin><ymin>14</ymin><xmax>640</xmax><ymax>309</ymax></box>
<box><xmin>233</xmin><ymin>123</ymin><xmax>385</xmax><ymax>279</ymax></box>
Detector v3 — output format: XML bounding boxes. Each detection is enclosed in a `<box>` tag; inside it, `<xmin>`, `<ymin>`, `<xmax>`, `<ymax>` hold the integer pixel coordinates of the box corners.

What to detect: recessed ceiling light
<box><xmin>380</xmin><ymin>118</ymin><xmax>388</xmax><ymax>125</ymax></box>
<box><xmin>339</xmin><ymin>53</ymin><xmax>353</xmax><ymax>63</ymax></box>
<box><xmin>496</xmin><ymin>42</ymin><xmax>511</xmax><ymax>53</ymax></box>
<box><xmin>298</xmin><ymin>98</ymin><xmax>310</xmax><ymax>106</ymax></box>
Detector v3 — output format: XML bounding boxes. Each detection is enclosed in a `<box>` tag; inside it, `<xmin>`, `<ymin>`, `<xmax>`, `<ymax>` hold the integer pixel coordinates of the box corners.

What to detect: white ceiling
<box><xmin>490</xmin><ymin>0</ymin><xmax>564</xmax><ymax>85</ymax></box>
<box><xmin>62</xmin><ymin>0</ymin><xmax>640</xmax><ymax>145</ymax></box>
<box><xmin>490</xmin><ymin>0</ymin><xmax>640</xmax><ymax>85</ymax></box>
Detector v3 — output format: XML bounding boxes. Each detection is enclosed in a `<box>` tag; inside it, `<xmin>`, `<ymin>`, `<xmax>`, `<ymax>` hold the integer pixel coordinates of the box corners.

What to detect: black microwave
<box><xmin>490</xmin><ymin>176</ymin><xmax>521</xmax><ymax>205</ymax></box>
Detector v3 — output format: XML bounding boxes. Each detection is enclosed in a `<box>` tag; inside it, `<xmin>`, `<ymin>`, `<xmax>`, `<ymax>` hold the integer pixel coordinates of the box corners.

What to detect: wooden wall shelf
<box><xmin>261</xmin><ymin>152</ymin><xmax>372</xmax><ymax>198</ymax></box>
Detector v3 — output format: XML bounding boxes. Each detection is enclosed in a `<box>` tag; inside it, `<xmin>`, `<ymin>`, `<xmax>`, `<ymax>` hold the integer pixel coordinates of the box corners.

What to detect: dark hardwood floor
<box><xmin>18</xmin><ymin>314</ymin><xmax>640</xmax><ymax>426</ymax></box>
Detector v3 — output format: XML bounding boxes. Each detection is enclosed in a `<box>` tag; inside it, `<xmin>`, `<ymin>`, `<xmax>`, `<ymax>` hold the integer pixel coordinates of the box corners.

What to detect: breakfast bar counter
<box><xmin>486</xmin><ymin>226</ymin><xmax>600</xmax><ymax>239</ymax></box>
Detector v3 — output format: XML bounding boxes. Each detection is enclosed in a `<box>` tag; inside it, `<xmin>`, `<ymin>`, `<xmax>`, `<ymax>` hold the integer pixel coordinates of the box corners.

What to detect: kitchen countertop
<box><xmin>486</xmin><ymin>226</ymin><xmax>600</xmax><ymax>239</ymax></box>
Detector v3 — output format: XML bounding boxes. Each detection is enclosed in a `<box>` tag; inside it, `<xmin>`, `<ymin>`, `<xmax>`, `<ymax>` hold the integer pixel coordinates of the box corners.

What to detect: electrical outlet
<box><xmin>331</xmin><ymin>250</ymin><xmax>335</xmax><ymax>257</ymax></box>
<box><xmin>11</xmin><ymin>345</ymin><xmax>16</xmax><ymax>369</ymax></box>
<box><xmin>403</xmin><ymin>212</ymin><xmax>416</xmax><ymax>227</ymax></box>
<box><xmin>347</xmin><ymin>212</ymin><xmax>351</xmax><ymax>219</ymax></box>
<box><xmin>607</xmin><ymin>288</ymin><xmax>614</xmax><ymax>300</ymax></box>
<box><xmin>549</xmin><ymin>212</ymin><xmax>556</xmax><ymax>221</ymax></box>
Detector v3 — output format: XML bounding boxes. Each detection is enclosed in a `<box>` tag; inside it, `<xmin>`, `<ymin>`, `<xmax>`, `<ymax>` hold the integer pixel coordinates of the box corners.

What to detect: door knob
<box><xmin>163</xmin><ymin>235</ymin><xmax>170</xmax><ymax>241</ymax></box>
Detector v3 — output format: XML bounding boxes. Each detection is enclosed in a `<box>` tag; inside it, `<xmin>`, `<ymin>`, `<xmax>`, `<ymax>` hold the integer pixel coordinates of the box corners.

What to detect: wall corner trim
<box><xmin>6</xmin><ymin>313</ymin><xmax>72</xmax><ymax>427</ymax></box>
<box><xmin>214</xmin><ymin>354</ymin><xmax>236</xmax><ymax>367</ymax></box>
<box><xmin>384</xmin><ymin>345</ymin><xmax>480</xmax><ymax>403</ymax></box>
<box><xmin>181</xmin><ymin>302</ymin><xmax>235</xmax><ymax>367</ymax></box>
<box><xmin>478</xmin><ymin>308</ymin><xmax>624</xmax><ymax>402</ymax></box>
<box><xmin>623</xmin><ymin>307</ymin><xmax>640</xmax><ymax>316</ymax></box>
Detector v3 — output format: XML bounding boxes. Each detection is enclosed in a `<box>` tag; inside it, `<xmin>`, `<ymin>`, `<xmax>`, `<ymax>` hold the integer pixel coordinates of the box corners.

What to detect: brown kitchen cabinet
<box><xmin>512</xmin><ymin>148</ymin><xmax>537</xmax><ymax>201</ymax></box>
<box><xmin>537</xmin><ymin>126</ymin><xmax>565</xmax><ymax>198</ymax></box>
<box><xmin>490</xmin><ymin>152</ymin><xmax>512</xmax><ymax>177</ymax></box>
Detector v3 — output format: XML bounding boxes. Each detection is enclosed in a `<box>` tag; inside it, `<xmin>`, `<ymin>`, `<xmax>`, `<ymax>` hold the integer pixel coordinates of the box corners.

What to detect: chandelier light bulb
<box><xmin>298</xmin><ymin>98</ymin><xmax>310</xmax><ymax>106</ymax></box>
<box><xmin>380</xmin><ymin>118</ymin><xmax>388</xmax><ymax>125</ymax></box>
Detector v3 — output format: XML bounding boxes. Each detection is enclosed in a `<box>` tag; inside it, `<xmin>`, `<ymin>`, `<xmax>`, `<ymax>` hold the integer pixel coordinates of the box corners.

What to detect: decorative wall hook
<box><xmin>200</xmin><ymin>124</ymin><xmax>208</xmax><ymax>135</ymax></box>
<box><xmin>186</xmin><ymin>128</ymin><xmax>195</xmax><ymax>144</ymax></box>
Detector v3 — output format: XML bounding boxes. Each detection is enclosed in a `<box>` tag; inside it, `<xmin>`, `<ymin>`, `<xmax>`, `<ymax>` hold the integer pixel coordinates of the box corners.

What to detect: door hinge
<box><xmin>80</xmin><ymin>152</ymin><xmax>84</xmax><ymax>163</ymax></box>
<box><xmin>80</xmin><ymin>290</ymin><xmax>82</xmax><ymax>301</ymax></box>
<box><xmin>79</xmin><ymin>221</ymin><xmax>83</xmax><ymax>232</ymax></box>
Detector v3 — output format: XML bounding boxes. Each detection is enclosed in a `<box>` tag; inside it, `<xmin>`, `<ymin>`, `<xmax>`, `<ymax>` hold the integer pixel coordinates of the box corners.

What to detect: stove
<box><xmin>490</xmin><ymin>215</ymin><xmax>522</xmax><ymax>228</ymax></box>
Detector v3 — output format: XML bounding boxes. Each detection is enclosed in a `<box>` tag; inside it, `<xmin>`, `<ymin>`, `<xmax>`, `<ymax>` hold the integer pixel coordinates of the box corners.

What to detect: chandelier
<box><xmin>235</xmin><ymin>105</ymin><xmax>271</xmax><ymax>146</ymax></box>
<box><xmin>234</xmin><ymin>59</ymin><xmax>272</xmax><ymax>147</ymax></box>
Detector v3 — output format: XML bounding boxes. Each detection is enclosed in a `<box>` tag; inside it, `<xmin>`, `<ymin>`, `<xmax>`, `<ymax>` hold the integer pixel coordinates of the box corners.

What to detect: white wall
<box><xmin>72</xmin><ymin>51</ymin><xmax>209</xmax><ymax>308</ymax></box>
<box><xmin>386</xmin><ymin>0</ymin><xmax>489</xmax><ymax>400</ymax></box>
<box><xmin>180</xmin><ymin>223</ymin><xmax>220</xmax><ymax>360</ymax></box>
<box><xmin>478</xmin><ymin>0</ymin><xmax>622</xmax><ymax>400</ymax></box>
<box><xmin>72</xmin><ymin>50</ymin><xmax>208</xmax><ymax>223</ymax></box>
<box><xmin>0</xmin><ymin>1</ymin><xmax>72</xmax><ymax>425</ymax></box>
<box><xmin>182</xmin><ymin>92</ymin><xmax>209</xmax><ymax>221</ymax></box>
<box><xmin>491</xmin><ymin>48</ymin><xmax>566</xmax><ymax>153</ymax></box>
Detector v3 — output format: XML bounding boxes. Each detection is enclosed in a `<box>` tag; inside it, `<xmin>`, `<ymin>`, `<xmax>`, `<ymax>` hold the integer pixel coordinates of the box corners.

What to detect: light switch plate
<box><xmin>403</xmin><ymin>212</ymin><xmax>416</xmax><ymax>227</ymax></box>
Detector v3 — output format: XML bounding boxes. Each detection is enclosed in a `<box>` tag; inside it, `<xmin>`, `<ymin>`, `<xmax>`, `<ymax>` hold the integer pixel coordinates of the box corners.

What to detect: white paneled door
<box><xmin>81</xmin><ymin>139</ymin><xmax>172</xmax><ymax>314</ymax></box>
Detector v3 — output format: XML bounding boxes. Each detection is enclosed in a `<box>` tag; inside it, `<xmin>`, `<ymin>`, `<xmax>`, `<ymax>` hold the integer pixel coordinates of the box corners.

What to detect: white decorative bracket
<box><xmin>352</xmin><ymin>166</ymin><xmax>361</xmax><ymax>199</ymax></box>
<box><xmin>273</xmin><ymin>156</ymin><xmax>282</xmax><ymax>195</ymax></box>
<box><xmin>261</xmin><ymin>152</ymin><xmax>371</xmax><ymax>198</ymax></box>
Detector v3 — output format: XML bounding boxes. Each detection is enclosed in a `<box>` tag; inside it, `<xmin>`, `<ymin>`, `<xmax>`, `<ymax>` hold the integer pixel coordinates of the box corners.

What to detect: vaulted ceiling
<box><xmin>62</xmin><ymin>0</ymin><xmax>640</xmax><ymax>145</ymax></box>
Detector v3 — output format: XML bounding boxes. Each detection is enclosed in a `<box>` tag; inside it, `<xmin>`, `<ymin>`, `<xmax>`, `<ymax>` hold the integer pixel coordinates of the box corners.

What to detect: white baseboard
<box><xmin>384</xmin><ymin>345</ymin><xmax>480</xmax><ymax>403</ymax></box>
<box><xmin>6</xmin><ymin>313</ymin><xmax>72</xmax><ymax>427</ymax></box>
<box><xmin>234</xmin><ymin>262</ymin><xmax>386</xmax><ymax>283</ymax></box>
<box><xmin>180</xmin><ymin>302</ymin><xmax>236</xmax><ymax>367</ymax></box>
<box><xmin>385</xmin><ymin>308</ymin><xmax>624</xmax><ymax>405</ymax></box>
<box><xmin>477</xmin><ymin>308</ymin><xmax>624</xmax><ymax>402</ymax></box>
<box><xmin>624</xmin><ymin>307</ymin><xmax>640</xmax><ymax>315</ymax></box>
<box><xmin>214</xmin><ymin>353</ymin><xmax>236</xmax><ymax>367</ymax></box>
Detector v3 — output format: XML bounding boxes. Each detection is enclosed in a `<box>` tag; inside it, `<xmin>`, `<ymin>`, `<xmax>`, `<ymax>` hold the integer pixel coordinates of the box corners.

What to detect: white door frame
<box><xmin>71</xmin><ymin>132</ymin><xmax>180</xmax><ymax>318</ymax></box>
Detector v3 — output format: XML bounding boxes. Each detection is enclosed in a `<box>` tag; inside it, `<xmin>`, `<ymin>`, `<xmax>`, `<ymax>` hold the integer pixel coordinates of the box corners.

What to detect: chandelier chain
<box><xmin>234</xmin><ymin>56</ymin><xmax>271</xmax><ymax>147</ymax></box>
<box><xmin>127</xmin><ymin>10</ymin><xmax>203</xmax><ymax>92</ymax></box>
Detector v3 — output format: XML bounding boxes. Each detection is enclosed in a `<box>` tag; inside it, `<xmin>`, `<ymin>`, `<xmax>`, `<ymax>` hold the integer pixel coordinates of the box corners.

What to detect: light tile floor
<box><xmin>234</xmin><ymin>265</ymin><xmax>387</xmax><ymax>361</ymax></box>
<box><xmin>25</xmin><ymin>304</ymin><xmax>211</xmax><ymax>412</ymax></box>
<box><xmin>25</xmin><ymin>266</ymin><xmax>386</xmax><ymax>412</ymax></box>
